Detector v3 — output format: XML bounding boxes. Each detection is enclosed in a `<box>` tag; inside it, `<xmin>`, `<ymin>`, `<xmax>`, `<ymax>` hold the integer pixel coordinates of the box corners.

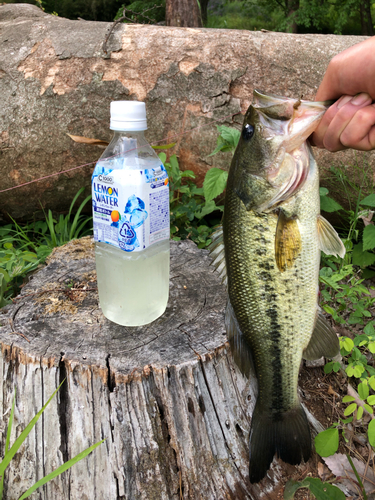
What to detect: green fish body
<box><xmin>210</xmin><ymin>90</ymin><xmax>345</xmax><ymax>483</ymax></box>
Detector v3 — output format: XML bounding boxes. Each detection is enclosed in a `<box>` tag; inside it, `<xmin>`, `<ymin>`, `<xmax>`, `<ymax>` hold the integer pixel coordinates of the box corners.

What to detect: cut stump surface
<box><xmin>0</xmin><ymin>238</ymin><xmax>311</xmax><ymax>499</ymax></box>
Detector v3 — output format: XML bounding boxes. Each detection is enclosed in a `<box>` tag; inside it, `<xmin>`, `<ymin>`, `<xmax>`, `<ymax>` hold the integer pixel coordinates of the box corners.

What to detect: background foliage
<box><xmin>3</xmin><ymin>0</ymin><xmax>374</xmax><ymax>34</ymax></box>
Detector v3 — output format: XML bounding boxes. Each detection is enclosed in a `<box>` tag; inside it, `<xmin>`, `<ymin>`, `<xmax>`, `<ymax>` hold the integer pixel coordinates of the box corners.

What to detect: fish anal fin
<box><xmin>225</xmin><ymin>300</ymin><xmax>254</xmax><ymax>378</ymax></box>
<box><xmin>275</xmin><ymin>210</ymin><xmax>302</xmax><ymax>273</ymax></box>
<box><xmin>317</xmin><ymin>214</ymin><xmax>346</xmax><ymax>258</ymax></box>
<box><xmin>303</xmin><ymin>308</ymin><xmax>340</xmax><ymax>360</ymax></box>
<box><xmin>249</xmin><ymin>403</ymin><xmax>311</xmax><ymax>483</ymax></box>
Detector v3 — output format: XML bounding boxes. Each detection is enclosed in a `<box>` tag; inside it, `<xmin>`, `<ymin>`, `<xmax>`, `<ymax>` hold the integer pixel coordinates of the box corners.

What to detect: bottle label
<box><xmin>92</xmin><ymin>163</ymin><xmax>170</xmax><ymax>252</ymax></box>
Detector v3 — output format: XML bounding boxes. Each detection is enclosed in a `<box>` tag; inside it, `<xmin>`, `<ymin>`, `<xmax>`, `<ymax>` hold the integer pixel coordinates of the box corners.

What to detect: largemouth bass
<box><xmin>210</xmin><ymin>90</ymin><xmax>345</xmax><ymax>483</ymax></box>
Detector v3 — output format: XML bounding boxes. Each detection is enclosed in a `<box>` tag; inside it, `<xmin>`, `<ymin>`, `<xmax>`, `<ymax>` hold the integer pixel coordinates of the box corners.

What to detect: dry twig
<box><xmin>103</xmin><ymin>5</ymin><xmax>161</xmax><ymax>53</ymax></box>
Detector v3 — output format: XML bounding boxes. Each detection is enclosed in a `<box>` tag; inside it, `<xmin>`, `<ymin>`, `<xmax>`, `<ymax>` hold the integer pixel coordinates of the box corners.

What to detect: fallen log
<box><xmin>0</xmin><ymin>3</ymin><xmax>374</xmax><ymax>219</ymax></box>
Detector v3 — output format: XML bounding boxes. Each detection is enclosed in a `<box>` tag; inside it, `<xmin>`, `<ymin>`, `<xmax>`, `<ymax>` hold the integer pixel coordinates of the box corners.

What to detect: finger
<box><xmin>310</xmin><ymin>95</ymin><xmax>355</xmax><ymax>148</ymax></box>
<box><xmin>312</xmin><ymin>93</ymin><xmax>372</xmax><ymax>151</ymax></box>
<box><xmin>323</xmin><ymin>93</ymin><xmax>373</xmax><ymax>151</ymax></box>
<box><xmin>340</xmin><ymin>103</ymin><xmax>375</xmax><ymax>151</ymax></box>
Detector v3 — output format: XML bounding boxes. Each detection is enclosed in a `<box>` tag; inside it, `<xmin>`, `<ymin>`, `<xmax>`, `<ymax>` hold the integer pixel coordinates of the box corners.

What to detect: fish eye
<box><xmin>242</xmin><ymin>123</ymin><xmax>254</xmax><ymax>141</ymax></box>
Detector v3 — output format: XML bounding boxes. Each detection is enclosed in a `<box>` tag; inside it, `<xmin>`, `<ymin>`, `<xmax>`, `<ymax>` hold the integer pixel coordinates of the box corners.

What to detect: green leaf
<box><xmin>342</xmin><ymin>337</ymin><xmax>354</xmax><ymax>352</ymax></box>
<box><xmin>353</xmin><ymin>365</ymin><xmax>365</xmax><ymax>378</ymax></box>
<box><xmin>0</xmin><ymin>381</ymin><xmax>65</xmax><ymax>478</ymax></box>
<box><xmin>0</xmin><ymin>389</ymin><xmax>15</xmax><ymax>497</ymax></box>
<box><xmin>216</xmin><ymin>125</ymin><xmax>241</xmax><ymax>149</ymax></box>
<box><xmin>324</xmin><ymin>361</ymin><xmax>334</xmax><ymax>374</ymax></box>
<box><xmin>358</xmin><ymin>382</ymin><xmax>369</xmax><ymax>400</ymax></box>
<box><xmin>367</xmin><ymin>395</ymin><xmax>375</xmax><ymax>405</ymax></box>
<box><xmin>363</xmin><ymin>224</ymin><xmax>375</xmax><ymax>252</ymax></box>
<box><xmin>152</xmin><ymin>142</ymin><xmax>176</xmax><ymax>150</ymax></box>
<box><xmin>352</xmin><ymin>243</ymin><xmax>375</xmax><ymax>268</ymax></box>
<box><xmin>320</xmin><ymin>196</ymin><xmax>343</xmax><ymax>213</ymax></box>
<box><xmin>342</xmin><ymin>395</ymin><xmax>356</xmax><ymax>403</ymax></box>
<box><xmin>344</xmin><ymin>403</ymin><xmax>357</xmax><ymax>416</ymax></box>
<box><xmin>356</xmin><ymin>406</ymin><xmax>364</xmax><ymax>420</ymax></box>
<box><xmin>181</xmin><ymin>170</ymin><xmax>195</xmax><ymax>179</ymax></box>
<box><xmin>360</xmin><ymin>194</ymin><xmax>375</xmax><ymax>207</ymax></box>
<box><xmin>158</xmin><ymin>152</ymin><xmax>167</xmax><ymax>164</ymax></box>
<box><xmin>304</xmin><ymin>477</ymin><xmax>346</xmax><ymax>500</ymax></box>
<box><xmin>369</xmin><ymin>377</ymin><xmax>375</xmax><ymax>391</ymax></box>
<box><xmin>21</xmin><ymin>252</ymin><xmax>38</xmax><ymax>263</ymax></box>
<box><xmin>194</xmin><ymin>200</ymin><xmax>217</xmax><ymax>219</ymax></box>
<box><xmin>369</xmin><ymin>342</ymin><xmax>375</xmax><ymax>353</ymax></box>
<box><xmin>364</xmin><ymin>403</ymin><xmax>373</xmax><ymax>414</ymax></box>
<box><xmin>314</xmin><ymin>427</ymin><xmax>339</xmax><ymax>457</ymax></box>
<box><xmin>18</xmin><ymin>439</ymin><xmax>104</xmax><ymax>500</ymax></box>
<box><xmin>319</xmin><ymin>187</ymin><xmax>329</xmax><ymax>196</ymax></box>
<box><xmin>368</xmin><ymin>419</ymin><xmax>375</xmax><ymax>446</ymax></box>
<box><xmin>203</xmin><ymin>168</ymin><xmax>228</xmax><ymax>202</ymax></box>
<box><xmin>283</xmin><ymin>480</ymin><xmax>308</xmax><ymax>500</ymax></box>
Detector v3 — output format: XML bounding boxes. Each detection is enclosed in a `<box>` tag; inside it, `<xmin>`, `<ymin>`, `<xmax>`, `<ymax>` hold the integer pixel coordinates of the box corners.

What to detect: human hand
<box><xmin>311</xmin><ymin>37</ymin><xmax>375</xmax><ymax>152</ymax></box>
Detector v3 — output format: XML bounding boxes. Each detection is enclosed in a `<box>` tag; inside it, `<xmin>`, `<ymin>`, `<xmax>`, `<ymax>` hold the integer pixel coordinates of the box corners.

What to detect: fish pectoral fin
<box><xmin>317</xmin><ymin>215</ymin><xmax>346</xmax><ymax>258</ymax></box>
<box><xmin>275</xmin><ymin>210</ymin><xmax>302</xmax><ymax>272</ymax></box>
<box><xmin>208</xmin><ymin>225</ymin><xmax>227</xmax><ymax>285</ymax></box>
<box><xmin>225</xmin><ymin>300</ymin><xmax>254</xmax><ymax>378</ymax></box>
<box><xmin>302</xmin><ymin>307</ymin><xmax>340</xmax><ymax>360</ymax></box>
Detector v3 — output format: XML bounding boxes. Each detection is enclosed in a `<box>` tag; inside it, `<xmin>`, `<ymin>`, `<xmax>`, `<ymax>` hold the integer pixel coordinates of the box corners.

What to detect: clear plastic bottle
<box><xmin>92</xmin><ymin>101</ymin><xmax>170</xmax><ymax>326</ymax></box>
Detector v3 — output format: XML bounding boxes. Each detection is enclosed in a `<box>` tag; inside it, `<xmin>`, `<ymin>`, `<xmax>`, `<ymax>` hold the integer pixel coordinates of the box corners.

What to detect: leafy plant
<box><xmin>284</xmin><ymin>476</ymin><xmax>345</xmax><ymax>500</ymax></box>
<box><xmin>320</xmin><ymin>164</ymin><xmax>375</xmax><ymax>274</ymax></box>
<box><xmin>208</xmin><ymin>125</ymin><xmax>240</xmax><ymax>157</ymax></box>
<box><xmin>40</xmin><ymin>187</ymin><xmax>92</xmax><ymax>247</ymax></box>
<box><xmin>0</xmin><ymin>188</ymin><xmax>93</xmax><ymax>306</ymax></box>
<box><xmin>159</xmin><ymin>152</ymin><xmax>225</xmax><ymax>248</ymax></box>
<box><xmin>319</xmin><ymin>263</ymin><xmax>375</xmax><ymax>326</ymax></box>
<box><xmin>0</xmin><ymin>383</ymin><xmax>103</xmax><ymax>500</ymax></box>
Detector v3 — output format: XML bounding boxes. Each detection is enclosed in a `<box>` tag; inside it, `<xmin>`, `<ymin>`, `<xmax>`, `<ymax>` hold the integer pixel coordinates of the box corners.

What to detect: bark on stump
<box><xmin>0</xmin><ymin>238</ymin><xmax>310</xmax><ymax>500</ymax></box>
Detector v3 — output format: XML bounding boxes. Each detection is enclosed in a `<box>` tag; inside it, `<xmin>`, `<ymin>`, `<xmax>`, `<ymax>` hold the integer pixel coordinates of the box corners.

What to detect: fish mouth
<box><xmin>252</xmin><ymin>90</ymin><xmax>329</xmax><ymax>211</ymax></box>
<box><xmin>253</xmin><ymin>89</ymin><xmax>330</xmax><ymax>149</ymax></box>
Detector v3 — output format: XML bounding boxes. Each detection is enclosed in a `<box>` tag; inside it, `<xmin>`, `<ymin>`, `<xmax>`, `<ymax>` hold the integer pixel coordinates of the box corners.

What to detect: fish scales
<box><xmin>224</xmin><ymin>150</ymin><xmax>320</xmax><ymax>415</ymax></box>
<box><xmin>214</xmin><ymin>90</ymin><xmax>345</xmax><ymax>484</ymax></box>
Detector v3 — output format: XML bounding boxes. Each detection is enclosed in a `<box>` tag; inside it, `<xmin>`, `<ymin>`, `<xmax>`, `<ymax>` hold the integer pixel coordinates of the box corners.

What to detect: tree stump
<box><xmin>0</xmin><ymin>238</ymin><xmax>311</xmax><ymax>500</ymax></box>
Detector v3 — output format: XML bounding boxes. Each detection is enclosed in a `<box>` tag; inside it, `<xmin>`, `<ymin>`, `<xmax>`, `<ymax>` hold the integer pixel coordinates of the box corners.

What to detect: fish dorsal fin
<box><xmin>275</xmin><ymin>210</ymin><xmax>302</xmax><ymax>273</ymax></box>
<box><xmin>317</xmin><ymin>215</ymin><xmax>346</xmax><ymax>258</ymax></box>
<box><xmin>226</xmin><ymin>300</ymin><xmax>254</xmax><ymax>378</ymax></box>
<box><xmin>302</xmin><ymin>307</ymin><xmax>340</xmax><ymax>360</ymax></box>
<box><xmin>208</xmin><ymin>226</ymin><xmax>227</xmax><ymax>285</ymax></box>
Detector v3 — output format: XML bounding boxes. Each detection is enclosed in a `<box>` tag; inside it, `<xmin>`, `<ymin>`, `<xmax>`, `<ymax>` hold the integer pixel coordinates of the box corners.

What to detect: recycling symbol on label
<box><xmin>119</xmin><ymin>222</ymin><xmax>135</xmax><ymax>243</ymax></box>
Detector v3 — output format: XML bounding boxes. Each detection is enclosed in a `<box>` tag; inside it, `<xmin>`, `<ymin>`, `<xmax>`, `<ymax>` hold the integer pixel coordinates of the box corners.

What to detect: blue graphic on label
<box><xmin>118</xmin><ymin>221</ymin><xmax>139</xmax><ymax>251</ymax></box>
<box><xmin>92</xmin><ymin>162</ymin><xmax>170</xmax><ymax>252</ymax></box>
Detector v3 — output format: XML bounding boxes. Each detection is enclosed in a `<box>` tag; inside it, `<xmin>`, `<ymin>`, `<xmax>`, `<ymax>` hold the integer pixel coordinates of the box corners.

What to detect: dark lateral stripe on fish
<box><xmin>265</xmin><ymin>306</ymin><xmax>284</xmax><ymax>419</ymax></box>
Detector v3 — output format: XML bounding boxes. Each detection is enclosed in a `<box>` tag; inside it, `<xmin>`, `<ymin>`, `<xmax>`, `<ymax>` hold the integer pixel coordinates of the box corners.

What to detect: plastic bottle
<box><xmin>92</xmin><ymin>101</ymin><xmax>170</xmax><ymax>326</ymax></box>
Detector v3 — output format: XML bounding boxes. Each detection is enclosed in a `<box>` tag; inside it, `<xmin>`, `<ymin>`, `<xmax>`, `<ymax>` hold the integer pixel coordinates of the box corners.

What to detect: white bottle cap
<box><xmin>110</xmin><ymin>101</ymin><xmax>147</xmax><ymax>131</ymax></box>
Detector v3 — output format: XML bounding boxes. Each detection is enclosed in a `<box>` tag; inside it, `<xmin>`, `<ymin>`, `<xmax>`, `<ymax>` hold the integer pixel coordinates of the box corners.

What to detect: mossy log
<box><xmin>0</xmin><ymin>238</ymin><xmax>312</xmax><ymax>499</ymax></box>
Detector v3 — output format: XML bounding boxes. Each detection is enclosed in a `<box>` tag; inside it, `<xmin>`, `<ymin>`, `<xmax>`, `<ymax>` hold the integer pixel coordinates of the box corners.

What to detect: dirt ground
<box><xmin>274</xmin><ymin>361</ymin><xmax>375</xmax><ymax>500</ymax></box>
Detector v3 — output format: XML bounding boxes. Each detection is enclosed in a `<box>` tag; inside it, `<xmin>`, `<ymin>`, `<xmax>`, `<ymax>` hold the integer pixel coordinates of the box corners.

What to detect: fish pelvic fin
<box><xmin>275</xmin><ymin>210</ymin><xmax>302</xmax><ymax>272</ymax></box>
<box><xmin>249</xmin><ymin>402</ymin><xmax>311</xmax><ymax>483</ymax></box>
<box><xmin>225</xmin><ymin>300</ymin><xmax>254</xmax><ymax>378</ymax></box>
<box><xmin>208</xmin><ymin>225</ymin><xmax>227</xmax><ymax>285</ymax></box>
<box><xmin>317</xmin><ymin>215</ymin><xmax>346</xmax><ymax>258</ymax></box>
<box><xmin>303</xmin><ymin>307</ymin><xmax>340</xmax><ymax>360</ymax></box>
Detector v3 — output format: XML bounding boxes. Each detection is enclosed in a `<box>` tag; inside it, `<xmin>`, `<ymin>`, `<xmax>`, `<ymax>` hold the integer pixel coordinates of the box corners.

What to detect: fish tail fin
<box><xmin>249</xmin><ymin>402</ymin><xmax>311</xmax><ymax>483</ymax></box>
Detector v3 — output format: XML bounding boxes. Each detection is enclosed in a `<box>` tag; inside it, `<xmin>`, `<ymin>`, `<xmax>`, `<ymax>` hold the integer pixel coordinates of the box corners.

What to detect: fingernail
<box><xmin>337</xmin><ymin>95</ymin><xmax>352</xmax><ymax>109</ymax></box>
<box><xmin>351</xmin><ymin>92</ymin><xmax>371</xmax><ymax>105</ymax></box>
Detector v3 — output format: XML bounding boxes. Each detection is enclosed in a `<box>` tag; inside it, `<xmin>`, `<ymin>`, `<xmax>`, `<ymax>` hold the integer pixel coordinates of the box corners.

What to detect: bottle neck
<box><xmin>111</xmin><ymin>130</ymin><xmax>147</xmax><ymax>146</ymax></box>
<box><xmin>100</xmin><ymin>129</ymin><xmax>156</xmax><ymax>163</ymax></box>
